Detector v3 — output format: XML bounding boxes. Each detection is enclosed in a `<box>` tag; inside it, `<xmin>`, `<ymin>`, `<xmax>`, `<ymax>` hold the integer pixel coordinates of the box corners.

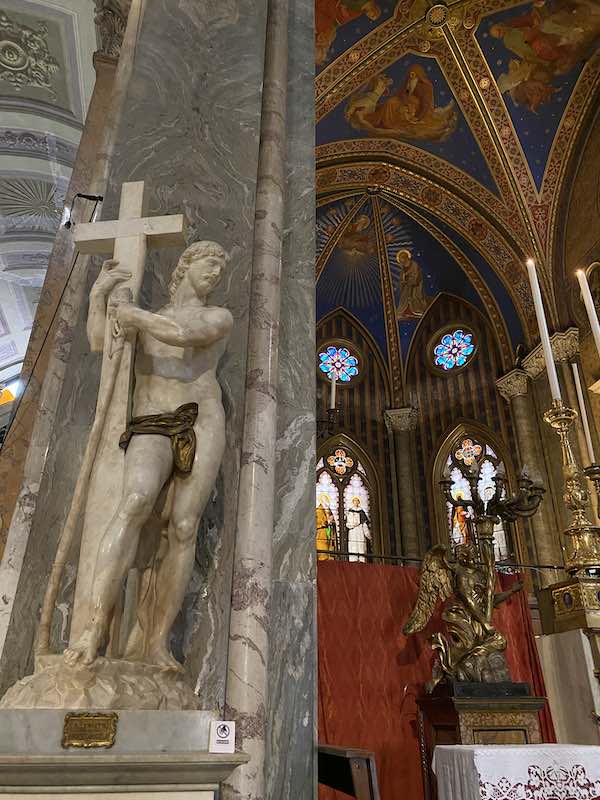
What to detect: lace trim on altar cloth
<box><xmin>479</xmin><ymin>764</ymin><xmax>600</xmax><ymax>800</ymax></box>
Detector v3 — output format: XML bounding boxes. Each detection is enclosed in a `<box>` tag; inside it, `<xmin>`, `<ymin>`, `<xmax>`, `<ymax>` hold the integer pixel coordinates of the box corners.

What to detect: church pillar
<box><xmin>0</xmin><ymin>0</ymin><xmax>139</xmax><ymax>668</ymax></box>
<box><xmin>495</xmin><ymin>369</ymin><xmax>562</xmax><ymax>586</ymax></box>
<box><xmin>223</xmin><ymin>0</ymin><xmax>288</xmax><ymax>797</ymax></box>
<box><xmin>385</xmin><ymin>407</ymin><xmax>421</xmax><ymax>561</ymax></box>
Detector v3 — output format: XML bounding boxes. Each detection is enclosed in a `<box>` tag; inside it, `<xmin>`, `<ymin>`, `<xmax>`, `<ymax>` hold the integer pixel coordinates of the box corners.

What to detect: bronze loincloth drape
<box><xmin>119</xmin><ymin>402</ymin><xmax>198</xmax><ymax>476</ymax></box>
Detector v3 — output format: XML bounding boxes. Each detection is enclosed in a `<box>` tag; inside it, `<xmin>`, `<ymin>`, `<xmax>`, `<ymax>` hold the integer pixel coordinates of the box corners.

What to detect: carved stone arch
<box><xmin>405</xmin><ymin>291</ymin><xmax>511</xmax><ymax>378</ymax></box>
<box><xmin>315</xmin><ymin>161</ymin><xmax>533</xmax><ymax>342</ymax></box>
<box><xmin>552</xmin><ymin>90</ymin><xmax>600</xmax><ymax>329</ymax></box>
<box><xmin>430</xmin><ymin>420</ymin><xmax>524</xmax><ymax>564</ymax></box>
<box><xmin>403</xmin><ymin>293</ymin><xmax>516</xmax><ymax>548</ymax></box>
<box><xmin>317</xmin><ymin>306</ymin><xmax>397</xmax><ymax>552</ymax></box>
<box><xmin>317</xmin><ymin>432</ymin><xmax>386</xmax><ymax>557</ymax></box>
<box><xmin>317</xmin><ymin>306</ymin><xmax>392</xmax><ymax>406</ymax></box>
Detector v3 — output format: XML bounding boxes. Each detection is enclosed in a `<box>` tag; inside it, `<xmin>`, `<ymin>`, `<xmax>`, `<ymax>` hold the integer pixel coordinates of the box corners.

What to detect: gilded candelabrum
<box><xmin>404</xmin><ymin>465</ymin><xmax>544</xmax><ymax>690</ymax></box>
<box><xmin>543</xmin><ymin>399</ymin><xmax>600</xmax><ymax>574</ymax></box>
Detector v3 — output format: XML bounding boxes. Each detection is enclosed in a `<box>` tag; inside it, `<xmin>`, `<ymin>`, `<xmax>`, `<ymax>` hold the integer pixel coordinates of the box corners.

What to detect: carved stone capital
<box><xmin>495</xmin><ymin>369</ymin><xmax>529</xmax><ymax>401</ymax></box>
<box><xmin>385</xmin><ymin>407</ymin><xmax>419</xmax><ymax>433</ymax></box>
<box><xmin>523</xmin><ymin>327</ymin><xmax>579</xmax><ymax>379</ymax></box>
<box><xmin>93</xmin><ymin>0</ymin><xmax>131</xmax><ymax>58</ymax></box>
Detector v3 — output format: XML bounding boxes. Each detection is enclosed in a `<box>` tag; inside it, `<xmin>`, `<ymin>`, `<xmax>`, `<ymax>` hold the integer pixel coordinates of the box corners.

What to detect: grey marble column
<box><xmin>385</xmin><ymin>407</ymin><xmax>421</xmax><ymax>560</ymax></box>
<box><xmin>222</xmin><ymin>0</ymin><xmax>289</xmax><ymax>797</ymax></box>
<box><xmin>496</xmin><ymin>369</ymin><xmax>563</xmax><ymax>585</ymax></box>
<box><xmin>265</xmin><ymin>0</ymin><xmax>315</xmax><ymax>796</ymax></box>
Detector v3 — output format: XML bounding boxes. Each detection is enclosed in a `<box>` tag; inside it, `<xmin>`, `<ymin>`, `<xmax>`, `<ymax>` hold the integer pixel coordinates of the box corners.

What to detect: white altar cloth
<box><xmin>432</xmin><ymin>744</ymin><xmax>600</xmax><ymax>800</ymax></box>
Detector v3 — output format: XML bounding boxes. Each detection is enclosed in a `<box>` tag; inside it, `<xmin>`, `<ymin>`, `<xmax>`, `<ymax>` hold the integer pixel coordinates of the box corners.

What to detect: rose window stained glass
<box><xmin>319</xmin><ymin>346</ymin><xmax>359</xmax><ymax>382</ymax></box>
<box><xmin>455</xmin><ymin>438</ymin><xmax>483</xmax><ymax>466</ymax></box>
<box><xmin>433</xmin><ymin>329</ymin><xmax>475</xmax><ymax>371</ymax></box>
<box><xmin>327</xmin><ymin>448</ymin><xmax>354</xmax><ymax>476</ymax></box>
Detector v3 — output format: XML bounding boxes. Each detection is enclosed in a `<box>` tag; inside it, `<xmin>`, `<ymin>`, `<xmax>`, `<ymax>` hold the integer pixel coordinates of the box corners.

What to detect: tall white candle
<box><xmin>526</xmin><ymin>258</ymin><xmax>562</xmax><ymax>402</ymax></box>
<box><xmin>576</xmin><ymin>267</ymin><xmax>600</xmax><ymax>361</ymax></box>
<box><xmin>571</xmin><ymin>361</ymin><xmax>596</xmax><ymax>464</ymax></box>
<box><xmin>329</xmin><ymin>375</ymin><xmax>337</xmax><ymax>410</ymax></box>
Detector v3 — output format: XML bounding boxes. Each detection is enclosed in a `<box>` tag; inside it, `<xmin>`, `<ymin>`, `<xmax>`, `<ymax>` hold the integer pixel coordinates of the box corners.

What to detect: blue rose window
<box><xmin>433</xmin><ymin>329</ymin><xmax>475</xmax><ymax>371</ymax></box>
<box><xmin>319</xmin><ymin>346</ymin><xmax>359</xmax><ymax>382</ymax></box>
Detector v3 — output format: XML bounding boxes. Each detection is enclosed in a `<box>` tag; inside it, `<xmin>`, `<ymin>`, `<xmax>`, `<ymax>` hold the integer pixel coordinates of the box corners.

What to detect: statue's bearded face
<box><xmin>188</xmin><ymin>253</ymin><xmax>224</xmax><ymax>296</ymax></box>
<box><xmin>170</xmin><ymin>241</ymin><xmax>228</xmax><ymax>299</ymax></box>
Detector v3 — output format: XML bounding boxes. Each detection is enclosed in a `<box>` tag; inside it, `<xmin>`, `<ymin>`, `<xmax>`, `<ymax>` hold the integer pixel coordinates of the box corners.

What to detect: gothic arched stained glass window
<box><xmin>431</xmin><ymin>328</ymin><xmax>476</xmax><ymax>372</ymax></box>
<box><xmin>316</xmin><ymin>442</ymin><xmax>375</xmax><ymax>563</ymax></box>
<box><xmin>444</xmin><ymin>436</ymin><xmax>511</xmax><ymax>562</ymax></box>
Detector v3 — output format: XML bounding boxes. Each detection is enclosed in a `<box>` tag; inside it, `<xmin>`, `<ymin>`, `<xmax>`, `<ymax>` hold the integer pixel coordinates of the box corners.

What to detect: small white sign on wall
<box><xmin>209</xmin><ymin>720</ymin><xmax>236</xmax><ymax>754</ymax></box>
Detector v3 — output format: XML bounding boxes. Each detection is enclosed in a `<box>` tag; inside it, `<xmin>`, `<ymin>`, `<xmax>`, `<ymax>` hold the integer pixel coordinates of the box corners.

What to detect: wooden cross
<box><xmin>74</xmin><ymin>180</ymin><xmax>185</xmax><ymax>296</ymax></box>
<box><xmin>69</xmin><ymin>180</ymin><xmax>186</xmax><ymax>645</ymax></box>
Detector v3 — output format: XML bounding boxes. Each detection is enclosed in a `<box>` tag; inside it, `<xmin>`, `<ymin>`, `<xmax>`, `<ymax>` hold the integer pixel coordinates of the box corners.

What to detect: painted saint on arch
<box><xmin>396</xmin><ymin>248</ymin><xmax>430</xmax><ymax>319</ymax></box>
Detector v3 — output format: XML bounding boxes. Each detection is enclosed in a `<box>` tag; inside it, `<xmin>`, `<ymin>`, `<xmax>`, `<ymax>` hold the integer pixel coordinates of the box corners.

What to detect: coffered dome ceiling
<box><xmin>0</xmin><ymin>0</ymin><xmax>95</xmax><ymax>389</ymax></box>
<box><xmin>315</xmin><ymin>0</ymin><xmax>600</xmax><ymax>394</ymax></box>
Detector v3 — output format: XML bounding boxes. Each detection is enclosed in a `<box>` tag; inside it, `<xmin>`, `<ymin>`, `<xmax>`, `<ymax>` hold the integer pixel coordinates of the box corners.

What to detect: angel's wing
<box><xmin>403</xmin><ymin>544</ymin><xmax>453</xmax><ymax>635</ymax></box>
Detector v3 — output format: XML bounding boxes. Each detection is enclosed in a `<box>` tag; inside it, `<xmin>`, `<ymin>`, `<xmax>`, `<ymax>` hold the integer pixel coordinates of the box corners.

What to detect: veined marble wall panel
<box><xmin>0</xmin><ymin>0</ymin><xmax>268</xmax><ymax>707</ymax></box>
<box><xmin>267</xmin><ymin>0</ymin><xmax>316</xmax><ymax>796</ymax></box>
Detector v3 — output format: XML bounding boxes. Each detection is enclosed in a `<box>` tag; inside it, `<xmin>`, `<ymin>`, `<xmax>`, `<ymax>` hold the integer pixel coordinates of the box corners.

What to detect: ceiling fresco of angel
<box><xmin>317</xmin><ymin>55</ymin><xmax>499</xmax><ymax>195</ymax></box>
<box><xmin>315</xmin><ymin>0</ymin><xmax>400</xmax><ymax>69</ymax></box>
<box><xmin>477</xmin><ymin>0</ymin><xmax>600</xmax><ymax>188</ymax></box>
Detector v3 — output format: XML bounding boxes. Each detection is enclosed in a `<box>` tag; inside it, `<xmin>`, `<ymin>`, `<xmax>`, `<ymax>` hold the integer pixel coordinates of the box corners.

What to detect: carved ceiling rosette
<box><xmin>93</xmin><ymin>0</ymin><xmax>131</xmax><ymax>58</ymax></box>
<box><xmin>0</xmin><ymin>11</ymin><xmax>59</xmax><ymax>95</ymax></box>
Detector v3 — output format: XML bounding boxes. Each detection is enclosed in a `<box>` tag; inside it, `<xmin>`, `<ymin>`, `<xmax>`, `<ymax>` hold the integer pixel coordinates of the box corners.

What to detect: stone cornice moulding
<box><xmin>385</xmin><ymin>407</ymin><xmax>419</xmax><ymax>432</ymax></box>
<box><xmin>495</xmin><ymin>369</ymin><xmax>529</xmax><ymax>401</ymax></box>
<box><xmin>522</xmin><ymin>327</ymin><xmax>579</xmax><ymax>379</ymax></box>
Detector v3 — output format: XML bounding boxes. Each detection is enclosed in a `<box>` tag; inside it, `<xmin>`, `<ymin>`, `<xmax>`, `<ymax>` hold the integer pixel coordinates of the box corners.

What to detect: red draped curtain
<box><xmin>318</xmin><ymin>562</ymin><xmax>555</xmax><ymax>800</ymax></box>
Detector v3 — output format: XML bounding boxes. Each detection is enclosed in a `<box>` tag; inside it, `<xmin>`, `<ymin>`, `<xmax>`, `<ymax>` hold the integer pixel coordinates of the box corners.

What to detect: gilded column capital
<box><xmin>385</xmin><ymin>406</ymin><xmax>419</xmax><ymax>433</ymax></box>
<box><xmin>523</xmin><ymin>327</ymin><xmax>579</xmax><ymax>379</ymax></box>
<box><xmin>495</xmin><ymin>369</ymin><xmax>529</xmax><ymax>401</ymax></box>
<box><xmin>93</xmin><ymin>0</ymin><xmax>131</xmax><ymax>59</ymax></box>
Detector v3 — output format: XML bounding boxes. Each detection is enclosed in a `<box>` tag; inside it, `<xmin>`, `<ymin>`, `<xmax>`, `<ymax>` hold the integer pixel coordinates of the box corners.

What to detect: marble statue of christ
<box><xmin>64</xmin><ymin>241</ymin><xmax>233</xmax><ymax>669</ymax></box>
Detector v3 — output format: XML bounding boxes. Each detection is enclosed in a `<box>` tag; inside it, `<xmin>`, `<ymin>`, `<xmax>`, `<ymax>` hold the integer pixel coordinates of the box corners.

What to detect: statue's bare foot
<box><xmin>148</xmin><ymin>643</ymin><xmax>184</xmax><ymax>672</ymax></box>
<box><xmin>63</xmin><ymin>631</ymin><xmax>98</xmax><ymax>667</ymax></box>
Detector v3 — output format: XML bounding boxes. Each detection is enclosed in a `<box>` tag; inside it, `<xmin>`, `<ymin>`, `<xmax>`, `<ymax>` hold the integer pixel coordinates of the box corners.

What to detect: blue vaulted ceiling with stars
<box><xmin>315</xmin><ymin>0</ymin><xmax>600</xmax><ymax>401</ymax></box>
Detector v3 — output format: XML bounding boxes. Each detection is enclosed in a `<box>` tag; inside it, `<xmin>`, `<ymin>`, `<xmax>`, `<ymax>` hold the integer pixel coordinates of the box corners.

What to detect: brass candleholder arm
<box><xmin>583</xmin><ymin>463</ymin><xmax>600</xmax><ymax>521</ymax></box>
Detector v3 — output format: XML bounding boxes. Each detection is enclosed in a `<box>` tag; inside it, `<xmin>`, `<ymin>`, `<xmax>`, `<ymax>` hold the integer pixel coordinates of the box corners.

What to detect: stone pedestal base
<box><xmin>0</xmin><ymin>752</ymin><xmax>247</xmax><ymax>798</ymax></box>
<box><xmin>0</xmin><ymin>656</ymin><xmax>200</xmax><ymax>710</ymax></box>
<box><xmin>0</xmin><ymin>710</ymin><xmax>248</xmax><ymax>797</ymax></box>
<box><xmin>417</xmin><ymin>683</ymin><xmax>545</xmax><ymax>800</ymax></box>
<box><xmin>537</xmin><ymin>629</ymin><xmax>600</xmax><ymax>744</ymax></box>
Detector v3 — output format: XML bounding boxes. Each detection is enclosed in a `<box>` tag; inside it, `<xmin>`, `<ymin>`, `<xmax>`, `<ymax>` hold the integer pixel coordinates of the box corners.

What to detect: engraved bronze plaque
<box><xmin>62</xmin><ymin>712</ymin><xmax>118</xmax><ymax>748</ymax></box>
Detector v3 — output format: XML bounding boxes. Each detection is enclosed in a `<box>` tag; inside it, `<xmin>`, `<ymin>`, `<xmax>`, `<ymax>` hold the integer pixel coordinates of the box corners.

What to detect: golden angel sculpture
<box><xmin>404</xmin><ymin>542</ymin><xmax>523</xmax><ymax>693</ymax></box>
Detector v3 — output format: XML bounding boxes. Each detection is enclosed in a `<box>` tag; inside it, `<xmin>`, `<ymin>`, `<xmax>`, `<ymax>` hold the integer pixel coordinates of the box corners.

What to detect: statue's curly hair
<box><xmin>169</xmin><ymin>240</ymin><xmax>229</xmax><ymax>299</ymax></box>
